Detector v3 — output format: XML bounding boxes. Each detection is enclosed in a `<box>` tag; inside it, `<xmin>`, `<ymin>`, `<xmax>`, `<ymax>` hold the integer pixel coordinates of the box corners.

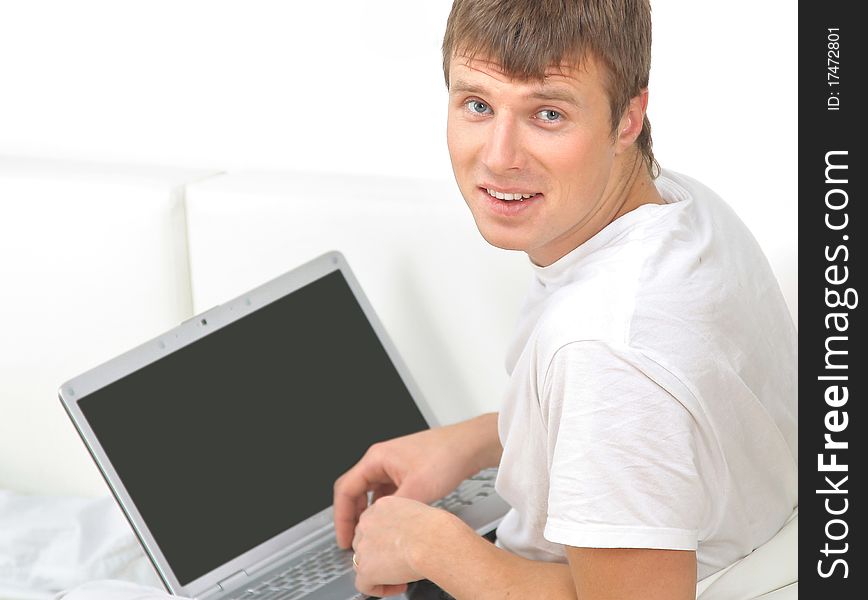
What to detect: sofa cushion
<box><xmin>0</xmin><ymin>156</ymin><xmax>218</xmax><ymax>496</ymax></box>
<box><xmin>697</xmin><ymin>510</ymin><xmax>798</xmax><ymax>600</ymax></box>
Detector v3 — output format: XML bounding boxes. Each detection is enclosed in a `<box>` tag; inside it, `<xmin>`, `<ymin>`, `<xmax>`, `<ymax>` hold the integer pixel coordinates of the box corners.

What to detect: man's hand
<box><xmin>350</xmin><ymin>496</ymin><xmax>451</xmax><ymax>598</ymax></box>
<box><xmin>332</xmin><ymin>412</ymin><xmax>501</xmax><ymax>549</ymax></box>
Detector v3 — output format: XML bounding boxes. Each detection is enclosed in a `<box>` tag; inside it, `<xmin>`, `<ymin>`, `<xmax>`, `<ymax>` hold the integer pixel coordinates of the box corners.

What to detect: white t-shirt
<box><xmin>493</xmin><ymin>170</ymin><xmax>797</xmax><ymax>581</ymax></box>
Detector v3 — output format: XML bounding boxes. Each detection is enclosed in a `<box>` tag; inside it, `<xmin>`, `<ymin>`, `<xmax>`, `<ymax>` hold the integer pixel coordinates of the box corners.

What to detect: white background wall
<box><xmin>0</xmin><ymin>0</ymin><xmax>797</xmax><ymax>318</ymax></box>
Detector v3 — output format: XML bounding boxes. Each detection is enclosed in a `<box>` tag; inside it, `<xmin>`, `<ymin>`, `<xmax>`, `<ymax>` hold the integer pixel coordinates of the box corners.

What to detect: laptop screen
<box><xmin>77</xmin><ymin>269</ymin><xmax>429</xmax><ymax>585</ymax></box>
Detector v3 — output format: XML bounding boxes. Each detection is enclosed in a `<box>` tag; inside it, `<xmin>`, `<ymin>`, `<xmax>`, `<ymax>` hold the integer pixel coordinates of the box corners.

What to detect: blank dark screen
<box><xmin>78</xmin><ymin>270</ymin><xmax>429</xmax><ymax>585</ymax></box>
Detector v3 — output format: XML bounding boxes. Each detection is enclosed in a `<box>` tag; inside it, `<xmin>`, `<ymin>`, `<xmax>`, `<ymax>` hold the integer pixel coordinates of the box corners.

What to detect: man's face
<box><xmin>446</xmin><ymin>54</ymin><xmax>634</xmax><ymax>266</ymax></box>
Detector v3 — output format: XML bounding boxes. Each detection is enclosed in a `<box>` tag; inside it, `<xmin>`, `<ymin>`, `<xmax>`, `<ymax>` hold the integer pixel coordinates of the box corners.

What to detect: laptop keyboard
<box><xmin>229</xmin><ymin>544</ymin><xmax>353</xmax><ymax>600</ymax></box>
<box><xmin>227</xmin><ymin>468</ymin><xmax>497</xmax><ymax>600</ymax></box>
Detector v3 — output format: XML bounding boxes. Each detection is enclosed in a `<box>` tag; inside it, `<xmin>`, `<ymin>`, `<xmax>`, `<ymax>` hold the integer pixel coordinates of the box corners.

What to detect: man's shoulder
<box><xmin>520</xmin><ymin>168</ymin><xmax>787</xmax><ymax>382</ymax></box>
<box><xmin>533</xmin><ymin>281</ymin><xmax>634</xmax><ymax>347</ymax></box>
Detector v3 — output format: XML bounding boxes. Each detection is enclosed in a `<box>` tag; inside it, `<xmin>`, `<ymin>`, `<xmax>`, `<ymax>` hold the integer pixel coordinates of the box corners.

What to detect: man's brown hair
<box><xmin>442</xmin><ymin>0</ymin><xmax>659</xmax><ymax>177</ymax></box>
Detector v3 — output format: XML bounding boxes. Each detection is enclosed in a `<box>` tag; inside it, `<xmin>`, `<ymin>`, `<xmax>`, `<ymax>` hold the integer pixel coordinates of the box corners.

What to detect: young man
<box><xmin>332</xmin><ymin>1</ymin><xmax>797</xmax><ymax>598</ymax></box>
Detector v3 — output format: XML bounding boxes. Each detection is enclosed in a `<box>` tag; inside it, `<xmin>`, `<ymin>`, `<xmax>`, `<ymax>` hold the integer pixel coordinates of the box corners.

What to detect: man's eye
<box><xmin>537</xmin><ymin>109</ymin><xmax>562</xmax><ymax>122</ymax></box>
<box><xmin>466</xmin><ymin>100</ymin><xmax>491</xmax><ymax>114</ymax></box>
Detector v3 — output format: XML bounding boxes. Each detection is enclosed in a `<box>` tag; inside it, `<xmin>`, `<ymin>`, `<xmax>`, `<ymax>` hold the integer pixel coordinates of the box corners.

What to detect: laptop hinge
<box><xmin>213</xmin><ymin>570</ymin><xmax>250</xmax><ymax>596</ymax></box>
<box><xmin>196</xmin><ymin>584</ymin><xmax>224</xmax><ymax>600</ymax></box>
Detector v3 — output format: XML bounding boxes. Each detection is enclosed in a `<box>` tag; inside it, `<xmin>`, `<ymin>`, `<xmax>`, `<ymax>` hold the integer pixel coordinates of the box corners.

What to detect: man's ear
<box><xmin>615</xmin><ymin>88</ymin><xmax>649</xmax><ymax>152</ymax></box>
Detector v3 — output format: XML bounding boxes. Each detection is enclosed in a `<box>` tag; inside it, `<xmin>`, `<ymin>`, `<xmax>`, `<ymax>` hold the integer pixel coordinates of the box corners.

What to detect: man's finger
<box><xmin>333</xmin><ymin>459</ymin><xmax>395</xmax><ymax>548</ymax></box>
<box><xmin>335</xmin><ymin>490</ymin><xmax>369</xmax><ymax>549</ymax></box>
<box><xmin>371</xmin><ymin>583</ymin><xmax>409</xmax><ymax>597</ymax></box>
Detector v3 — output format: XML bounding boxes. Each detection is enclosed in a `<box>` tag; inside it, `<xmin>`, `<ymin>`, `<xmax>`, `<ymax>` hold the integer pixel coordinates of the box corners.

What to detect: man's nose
<box><xmin>480</xmin><ymin>116</ymin><xmax>525</xmax><ymax>173</ymax></box>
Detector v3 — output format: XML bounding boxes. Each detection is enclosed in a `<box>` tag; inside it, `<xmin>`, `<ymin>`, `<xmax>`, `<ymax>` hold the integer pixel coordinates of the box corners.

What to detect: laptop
<box><xmin>58</xmin><ymin>250</ymin><xmax>510</xmax><ymax>600</ymax></box>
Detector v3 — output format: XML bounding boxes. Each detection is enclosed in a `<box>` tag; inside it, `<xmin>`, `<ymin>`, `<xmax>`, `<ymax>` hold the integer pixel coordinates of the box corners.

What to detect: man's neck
<box><xmin>527</xmin><ymin>157</ymin><xmax>665</xmax><ymax>268</ymax></box>
<box><xmin>611</xmin><ymin>157</ymin><xmax>665</xmax><ymax>221</ymax></box>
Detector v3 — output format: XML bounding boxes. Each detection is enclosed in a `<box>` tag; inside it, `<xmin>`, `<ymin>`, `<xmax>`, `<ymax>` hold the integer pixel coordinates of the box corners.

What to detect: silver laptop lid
<box><xmin>58</xmin><ymin>251</ymin><xmax>440</xmax><ymax>598</ymax></box>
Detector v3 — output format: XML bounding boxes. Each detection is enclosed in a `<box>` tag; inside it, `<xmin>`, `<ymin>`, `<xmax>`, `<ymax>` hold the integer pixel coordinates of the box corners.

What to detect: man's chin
<box><xmin>472</xmin><ymin>224</ymin><xmax>530</xmax><ymax>254</ymax></box>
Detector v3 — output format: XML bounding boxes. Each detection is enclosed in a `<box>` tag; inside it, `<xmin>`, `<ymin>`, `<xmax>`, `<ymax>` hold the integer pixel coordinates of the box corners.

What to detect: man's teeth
<box><xmin>486</xmin><ymin>189</ymin><xmax>539</xmax><ymax>201</ymax></box>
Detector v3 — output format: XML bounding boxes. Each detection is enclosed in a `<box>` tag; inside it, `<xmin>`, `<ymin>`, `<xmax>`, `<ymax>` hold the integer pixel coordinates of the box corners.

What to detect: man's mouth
<box><xmin>484</xmin><ymin>188</ymin><xmax>542</xmax><ymax>202</ymax></box>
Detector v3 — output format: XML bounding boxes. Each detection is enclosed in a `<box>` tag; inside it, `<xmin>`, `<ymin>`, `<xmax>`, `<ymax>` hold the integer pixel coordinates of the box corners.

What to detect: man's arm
<box><xmin>564</xmin><ymin>546</ymin><xmax>696</xmax><ymax>600</ymax></box>
<box><xmin>404</xmin><ymin>512</ymin><xmax>696</xmax><ymax>600</ymax></box>
<box><xmin>460</xmin><ymin>411</ymin><xmax>502</xmax><ymax>471</ymax></box>
<box><xmin>348</xmin><ymin>412</ymin><xmax>697</xmax><ymax>598</ymax></box>
<box><xmin>408</xmin><ymin>513</ymin><xmax>576</xmax><ymax>598</ymax></box>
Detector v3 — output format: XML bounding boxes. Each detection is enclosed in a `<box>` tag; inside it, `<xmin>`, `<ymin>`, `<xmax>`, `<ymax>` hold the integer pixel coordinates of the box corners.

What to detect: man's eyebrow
<box><xmin>449</xmin><ymin>79</ymin><xmax>488</xmax><ymax>96</ymax></box>
<box><xmin>449</xmin><ymin>79</ymin><xmax>582</xmax><ymax>107</ymax></box>
<box><xmin>528</xmin><ymin>88</ymin><xmax>581</xmax><ymax>106</ymax></box>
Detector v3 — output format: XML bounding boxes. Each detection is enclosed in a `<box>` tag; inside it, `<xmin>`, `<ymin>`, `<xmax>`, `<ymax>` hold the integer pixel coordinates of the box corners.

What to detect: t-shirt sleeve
<box><xmin>540</xmin><ymin>340</ymin><xmax>704</xmax><ymax>551</ymax></box>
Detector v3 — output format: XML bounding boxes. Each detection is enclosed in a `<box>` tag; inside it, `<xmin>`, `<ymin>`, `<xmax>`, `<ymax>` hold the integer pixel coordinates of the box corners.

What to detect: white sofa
<box><xmin>0</xmin><ymin>156</ymin><xmax>796</xmax><ymax>599</ymax></box>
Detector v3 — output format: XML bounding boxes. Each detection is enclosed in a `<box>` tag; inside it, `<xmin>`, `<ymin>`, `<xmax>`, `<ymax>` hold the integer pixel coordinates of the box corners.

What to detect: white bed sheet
<box><xmin>0</xmin><ymin>490</ymin><xmax>169</xmax><ymax>600</ymax></box>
